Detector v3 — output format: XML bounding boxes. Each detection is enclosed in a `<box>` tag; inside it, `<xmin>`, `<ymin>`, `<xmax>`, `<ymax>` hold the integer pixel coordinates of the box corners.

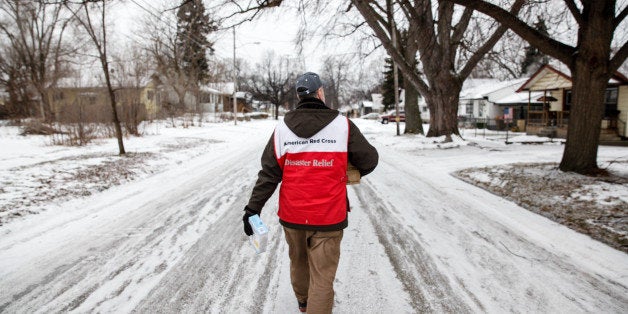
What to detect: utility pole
<box><xmin>233</xmin><ymin>26</ymin><xmax>237</xmax><ymax>125</ymax></box>
<box><xmin>389</xmin><ymin>1</ymin><xmax>400</xmax><ymax>136</ymax></box>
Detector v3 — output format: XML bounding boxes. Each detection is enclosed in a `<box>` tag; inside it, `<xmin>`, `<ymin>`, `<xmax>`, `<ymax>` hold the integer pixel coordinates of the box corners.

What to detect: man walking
<box><xmin>242</xmin><ymin>72</ymin><xmax>378</xmax><ymax>313</ymax></box>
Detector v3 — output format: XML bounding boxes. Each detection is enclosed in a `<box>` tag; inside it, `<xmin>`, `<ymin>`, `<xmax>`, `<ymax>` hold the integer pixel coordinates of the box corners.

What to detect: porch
<box><xmin>517</xmin><ymin>65</ymin><xmax>628</xmax><ymax>141</ymax></box>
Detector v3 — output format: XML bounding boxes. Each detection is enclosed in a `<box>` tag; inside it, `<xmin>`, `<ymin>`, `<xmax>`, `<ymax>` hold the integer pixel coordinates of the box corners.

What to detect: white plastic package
<box><xmin>248</xmin><ymin>214</ymin><xmax>269</xmax><ymax>254</ymax></box>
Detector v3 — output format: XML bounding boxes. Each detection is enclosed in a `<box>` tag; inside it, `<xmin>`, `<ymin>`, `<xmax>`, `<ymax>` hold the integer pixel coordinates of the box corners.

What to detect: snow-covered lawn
<box><xmin>0</xmin><ymin>120</ymin><xmax>225</xmax><ymax>225</ymax></box>
<box><xmin>0</xmin><ymin>117</ymin><xmax>627</xmax><ymax>313</ymax></box>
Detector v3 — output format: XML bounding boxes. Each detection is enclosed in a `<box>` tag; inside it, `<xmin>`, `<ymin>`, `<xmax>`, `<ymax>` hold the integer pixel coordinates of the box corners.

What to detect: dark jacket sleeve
<box><xmin>348</xmin><ymin>120</ymin><xmax>378</xmax><ymax>176</ymax></box>
<box><xmin>247</xmin><ymin>134</ymin><xmax>283</xmax><ymax>212</ymax></box>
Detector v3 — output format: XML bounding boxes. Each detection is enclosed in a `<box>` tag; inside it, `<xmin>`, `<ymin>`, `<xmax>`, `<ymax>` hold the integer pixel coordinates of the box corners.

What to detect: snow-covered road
<box><xmin>0</xmin><ymin>119</ymin><xmax>627</xmax><ymax>313</ymax></box>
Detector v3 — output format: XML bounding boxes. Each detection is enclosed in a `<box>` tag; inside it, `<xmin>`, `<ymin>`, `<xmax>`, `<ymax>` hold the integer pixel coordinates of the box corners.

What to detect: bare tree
<box><xmin>0</xmin><ymin>0</ymin><xmax>71</xmax><ymax>122</ymax></box>
<box><xmin>448</xmin><ymin>0</ymin><xmax>628</xmax><ymax>174</ymax></box>
<box><xmin>321</xmin><ymin>54</ymin><xmax>351</xmax><ymax>110</ymax></box>
<box><xmin>243</xmin><ymin>50</ymin><xmax>301</xmax><ymax>119</ymax></box>
<box><xmin>350</xmin><ymin>0</ymin><xmax>525</xmax><ymax>141</ymax></box>
<box><xmin>345</xmin><ymin>58</ymin><xmax>385</xmax><ymax>110</ymax></box>
<box><xmin>111</xmin><ymin>44</ymin><xmax>151</xmax><ymax>136</ymax></box>
<box><xmin>0</xmin><ymin>44</ymin><xmax>34</xmax><ymax>119</ymax></box>
<box><xmin>141</xmin><ymin>3</ymin><xmax>195</xmax><ymax>120</ymax></box>
<box><xmin>133</xmin><ymin>0</ymin><xmax>220</xmax><ymax>126</ymax></box>
<box><xmin>65</xmin><ymin>0</ymin><xmax>125</xmax><ymax>155</ymax></box>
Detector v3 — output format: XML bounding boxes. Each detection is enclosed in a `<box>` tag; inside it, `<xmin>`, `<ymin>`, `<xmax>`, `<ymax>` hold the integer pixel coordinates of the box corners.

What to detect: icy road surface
<box><xmin>1</xmin><ymin>120</ymin><xmax>627</xmax><ymax>313</ymax></box>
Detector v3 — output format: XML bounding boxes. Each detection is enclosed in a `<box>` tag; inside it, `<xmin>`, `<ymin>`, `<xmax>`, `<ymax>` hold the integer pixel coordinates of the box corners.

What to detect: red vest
<box><xmin>273</xmin><ymin>115</ymin><xmax>349</xmax><ymax>226</ymax></box>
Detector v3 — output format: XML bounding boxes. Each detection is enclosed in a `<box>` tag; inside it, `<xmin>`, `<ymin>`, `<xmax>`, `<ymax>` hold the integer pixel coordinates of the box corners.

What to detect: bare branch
<box><xmin>459</xmin><ymin>0</ymin><xmax>525</xmax><ymax>80</ymax></box>
<box><xmin>437</xmin><ymin>2</ymin><xmax>454</xmax><ymax>64</ymax></box>
<box><xmin>448</xmin><ymin>0</ymin><xmax>576</xmax><ymax>65</ymax></box>
<box><xmin>610</xmin><ymin>41</ymin><xmax>628</xmax><ymax>72</ymax></box>
<box><xmin>215</xmin><ymin>0</ymin><xmax>285</xmax><ymax>28</ymax></box>
<box><xmin>351</xmin><ymin>0</ymin><xmax>430</xmax><ymax>95</ymax></box>
<box><xmin>451</xmin><ymin>7</ymin><xmax>473</xmax><ymax>48</ymax></box>
<box><xmin>563</xmin><ymin>0</ymin><xmax>583</xmax><ymax>24</ymax></box>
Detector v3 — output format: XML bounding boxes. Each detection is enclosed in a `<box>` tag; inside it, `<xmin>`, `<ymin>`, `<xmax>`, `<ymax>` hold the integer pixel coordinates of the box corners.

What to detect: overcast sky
<box><xmin>110</xmin><ymin>0</ymin><xmax>372</xmax><ymax>74</ymax></box>
<box><xmin>107</xmin><ymin>0</ymin><xmax>628</xmax><ymax>81</ymax></box>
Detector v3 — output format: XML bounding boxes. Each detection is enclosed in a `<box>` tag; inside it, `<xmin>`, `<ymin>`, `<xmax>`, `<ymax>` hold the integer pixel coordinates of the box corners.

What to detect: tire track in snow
<box><xmin>353</xmin><ymin>179</ymin><xmax>474</xmax><ymax>313</ymax></box>
<box><xmin>0</xmin><ymin>136</ymin><xmax>270</xmax><ymax>313</ymax></box>
<box><xmin>365</xmin><ymin>143</ymin><xmax>628</xmax><ymax>313</ymax></box>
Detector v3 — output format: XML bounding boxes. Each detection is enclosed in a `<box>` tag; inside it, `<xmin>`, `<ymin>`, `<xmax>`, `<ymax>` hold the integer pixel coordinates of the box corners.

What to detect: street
<box><xmin>1</xmin><ymin>120</ymin><xmax>627</xmax><ymax>313</ymax></box>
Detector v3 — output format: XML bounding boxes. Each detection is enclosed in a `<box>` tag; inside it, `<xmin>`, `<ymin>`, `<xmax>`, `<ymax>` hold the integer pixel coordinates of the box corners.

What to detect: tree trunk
<box><xmin>102</xmin><ymin>58</ymin><xmax>126</xmax><ymax>155</ymax></box>
<box><xmin>559</xmin><ymin>3</ymin><xmax>613</xmax><ymax>173</ymax></box>
<box><xmin>446</xmin><ymin>0</ymin><xmax>623</xmax><ymax>174</ymax></box>
<box><xmin>559</xmin><ymin>65</ymin><xmax>607</xmax><ymax>173</ymax></box>
<box><xmin>36</xmin><ymin>89</ymin><xmax>54</xmax><ymax>122</ymax></box>
<box><xmin>425</xmin><ymin>79</ymin><xmax>462</xmax><ymax>140</ymax></box>
<box><xmin>176</xmin><ymin>88</ymin><xmax>187</xmax><ymax>111</ymax></box>
<box><xmin>403</xmin><ymin>83</ymin><xmax>423</xmax><ymax>134</ymax></box>
<box><xmin>195</xmin><ymin>87</ymin><xmax>202</xmax><ymax>126</ymax></box>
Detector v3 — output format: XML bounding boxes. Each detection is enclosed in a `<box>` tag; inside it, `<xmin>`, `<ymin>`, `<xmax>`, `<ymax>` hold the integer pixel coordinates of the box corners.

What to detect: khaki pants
<box><xmin>283</xmin><ymin>227</ymin><xmax>344</xmax><ymax>314</ymax></box>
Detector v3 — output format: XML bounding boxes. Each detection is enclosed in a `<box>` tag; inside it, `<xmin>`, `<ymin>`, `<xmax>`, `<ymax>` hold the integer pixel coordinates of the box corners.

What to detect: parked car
<box><xmin>380</xmin><ymin>111</ymin><xmax>405</xmax><ymax>124</ymax></box>
<box><xmin>359</xmin><ymin>112</ymin><xmax>381</xmax><ymax>120</ymax></box>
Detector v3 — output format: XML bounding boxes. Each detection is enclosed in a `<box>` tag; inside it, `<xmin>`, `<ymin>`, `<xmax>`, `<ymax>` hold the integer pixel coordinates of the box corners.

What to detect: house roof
<box><xmin>459</xmin><ymin>78</ymin><xmax>508</xmax><ymax>100</ymax></box>
<box><xmin>207</xmin><ymin>82</ymin><xmax>236</xmax><ymax>95</ymax></box>
<box><xmin>460</xmin><ymin>78</ymin><xmax>528</xmax><ymax>100</ymax></box>
<box><xmin>493</xmin><ymin>91</ymin><xmax>544</xmax><ymax>105</ymax></box>
<box><xmin>517</xmin><ymin>64</ymin><xmax>628</xmax><ymax>92</ymax></box>
<box><xmin>516</xmin><ymin>65</ymin><xmax>572</xmax><ymax>92</ymax></box>
<box><xmin>536</xmin><ymin>95</ymin><xmax>558</xmax><ymax>102</ymax></box>
<box><xmin>199</xmin><ymin>86</ymin><xmax>225</xmax><ymax>95</ymax></box>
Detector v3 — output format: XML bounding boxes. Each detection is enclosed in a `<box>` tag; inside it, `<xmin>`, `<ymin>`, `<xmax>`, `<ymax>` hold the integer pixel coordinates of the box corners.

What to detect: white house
<box><xmin>458</xmin><ymin>77</ymin><xmax>543</xmax><ymax>121</ymax></box>
<box><xmin>371</xmin><ymin>94</ymin><xmax>384</xmax><ymax>112</ymax></box>
<box><xmin>458</xmin><ymin>78</ymin><xmax>503</xmax><ymax>118</ymax></box>
<box><xmin>359</xmin><ymin>93</ymin><xmax>385</xmax><ymax>115</ymax></box>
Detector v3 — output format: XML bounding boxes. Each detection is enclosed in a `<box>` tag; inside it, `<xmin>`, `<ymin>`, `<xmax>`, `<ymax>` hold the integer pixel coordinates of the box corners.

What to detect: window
<box><xmin>147</xmin><ymin>90</ymin><xmax>154</xmax><ymax>101</ymax></box>
<box><xmin>53</xmin><ymin>91</ymin><xmax>64</xmax><ymax>101</ymax></box>
<box><xmin>604</xmin><ymin>87</ymin><xmax>618</xmax><ymax>117</ymax></box>
<box><xmin>564</xmin><ymin>90</ymin><xmax>572</xmax><ymax>112</ymax></box>
<box><xmin>479</xmin><ymin>103</ymin><xmax>485</xmax><ymax>117</ymax></box>
<box><xmin>606</xmin><ymin>87</ymin><xmax>618</xmax><ymax>103</ymax></box>
<box><xmin>567</xmin><ymin>88</ymin><xmax>619</xmax><ymax>117</ymax></box>
<box><xmin>465</xmin><ymin>102</ymin><xmax>473</xmax><ymax>115</ymax></box>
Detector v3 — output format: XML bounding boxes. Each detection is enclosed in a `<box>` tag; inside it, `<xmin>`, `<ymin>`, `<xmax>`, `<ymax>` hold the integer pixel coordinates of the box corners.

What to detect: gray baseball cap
<box><xmin>295</xmin><ymin>72</ymin><xmax>323</xmax><ymax>97</ymax></box>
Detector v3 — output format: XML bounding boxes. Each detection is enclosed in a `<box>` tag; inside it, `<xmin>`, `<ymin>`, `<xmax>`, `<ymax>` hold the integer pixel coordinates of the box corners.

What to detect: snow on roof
<box><xmin>207</xmin><ymin>82</ymin><xmax>235</xmax><ymax>94</ymax></box>
<box><xmin>460</xmin><ymin>78</ymin><xmax>527</xmax><ymax>100</ymax></box>
<box><xmin>362</xmin><ymin>101</ymin><xmax>374</xmax><ymax>108</ymax></box>
<box><xmin>199</xmin><ymin>85</ymin><xmax>227</xmax><ymax>95</ymax></box>
<box><xmin>460</xmin><ymin>78</ymin><xmax>499</xmax><ymax>95</ymax></box>
<box><xmin>459</xmin><ymin>79</ymin><xmax>500</xmax><ymax>99</ymax></box>
<box><xmin>493</xmin><ymin>91</ymin><xmax>544</xmax><ymax>105</ymax></box>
